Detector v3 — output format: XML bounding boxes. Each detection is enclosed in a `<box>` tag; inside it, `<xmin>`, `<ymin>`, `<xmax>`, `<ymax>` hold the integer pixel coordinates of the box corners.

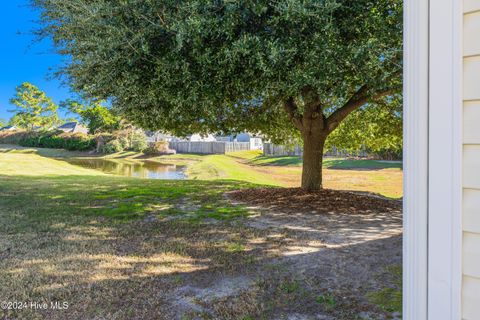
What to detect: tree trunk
<box><xmin>301</xmin><ymin>133</ymin><xmax>326</xmax><ymax>191</ymax></box>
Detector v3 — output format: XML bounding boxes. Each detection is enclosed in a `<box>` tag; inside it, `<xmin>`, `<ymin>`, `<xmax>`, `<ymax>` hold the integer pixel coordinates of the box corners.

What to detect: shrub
<box><xmin>59</xmin><ymin>132</ymin><xmax>96</xmax><ymax>151</ymax></box>
<box><xmin>130</xmin><ymin>131</ymin><xmax>148</xmax><ymax>152</ymax></box>
<box><xmin>373</xmin><ymin>148</ymin><xmax>403</xmax><ymax>161</ymax></box>
<box><xmin>146</xmin><ymin>141</ymin><xmax>170</xmax><ymax>154</ymax></box>
<box><xmin>95</xmin><ymin>129</ymin><xmax>147</xmax><ymax>153</ymax></box>
<box><xmin>99</xmin><ymin>139</ymin><xmax>124</xmax><ymax>154</ymax></box>
<box><xmin>0</xmin><ymin>130</ymin><xmax>95</xmax><ymax>151</ymax></box>
<box><xmin>0</xmin><ymin>128</ymin><xmax>147</xmax><ymax>154</ymax></box>
<box><xmin>0</xmin><ymin>130</ymin><xmax>28</xmax><ymax>144</ymax></box>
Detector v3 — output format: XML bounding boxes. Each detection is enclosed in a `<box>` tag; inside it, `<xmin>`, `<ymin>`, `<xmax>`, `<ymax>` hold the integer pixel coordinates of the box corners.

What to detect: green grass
<box><xmin>279</xmin><ymin>280</ymin><xmax>301</xmax><ymax>294</ymax></box>
<box><xmin>225</xmin><ymin>242</ymin><xmax>246</xmax><ymax>253</ymax></box>
<box><xmin>187</xmin><ymin>154</ymin><xmax>281</xmax><ymax>185</ymax></box>
<box><xmin>0</xmin><ymin>144</ymin><xmax>403</xmax><ymax>198</ymax></box>
<box><xmin>0</xmin><ymin>146</ymin><xmax>256</xmax><ymax>225</ymax></box>
<box><xmin>316</xmin><ymin>293</ymin><xmax>337</xmax><ymax>309</ymax></box>
<box><xmin>0</xmin><ymin>147</ymin><xmax>268</xmax><ymax>319</ymax></box>
<box><xmin>367</xmin><ymin>265</ymin><xmax>402</xmax><ymax>314</ymax></box>
<box><xmin>250</xmin><ymin>155</ymin><xmax>303</xmax><ymax>166</ymax></box>
<box><xmin>323</xmin><ymin>158</ymin><xmax>402</xmax><ymax>170</ymax></box>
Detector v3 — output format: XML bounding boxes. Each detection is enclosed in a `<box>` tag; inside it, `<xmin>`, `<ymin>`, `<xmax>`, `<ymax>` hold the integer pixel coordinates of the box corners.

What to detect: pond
<box><xmin>66</xmin><ymin>158</ymin><xmax>187</xmax><ymax>180</ymax></box>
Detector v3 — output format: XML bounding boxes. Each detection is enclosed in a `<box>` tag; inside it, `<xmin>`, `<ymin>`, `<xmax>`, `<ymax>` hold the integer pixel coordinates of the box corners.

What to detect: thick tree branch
<box><xmin>326</xmin><ymin>86</ymin><xmax>395</xmax><ymax>133</ymax></box>
<box><xmin>283</xmin><ymin>97</ymin><xmax>303</xmax><ymax>130</ymax></box>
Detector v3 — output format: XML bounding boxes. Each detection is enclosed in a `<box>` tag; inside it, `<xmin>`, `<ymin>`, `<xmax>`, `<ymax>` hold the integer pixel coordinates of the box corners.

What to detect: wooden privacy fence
<box><xmin>168</xmin><ymin>141</ymin><xmax>251</xmax><ymax>154</ymax></box>
<box><xmin>224</xmin><ymin>142</ymin><xmax>251</xmax><ymax>153</ymax></box>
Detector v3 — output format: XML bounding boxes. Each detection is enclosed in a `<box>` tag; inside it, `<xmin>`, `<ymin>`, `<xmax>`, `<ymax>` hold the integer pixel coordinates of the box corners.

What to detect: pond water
<box><xmin>67</xmin><ymin>158</ymin><xmax>187</xmax><ymax>180</ymax></box>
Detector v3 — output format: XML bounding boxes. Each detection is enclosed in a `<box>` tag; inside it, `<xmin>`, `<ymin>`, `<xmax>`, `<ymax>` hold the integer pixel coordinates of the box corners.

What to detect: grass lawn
<box><xmin>249</xmin><ymin>153</ymin><xmax>402</xmax><ymax>170</ymax></box>
<box><xmin>159</xmin><ymin>151</ymin><xmax>403</xmax><ymax>198</ymax></box>
<box><xmin>0</xmin><ymin>146</ymin><xmax>402</xmax><ymax>319</ymax></box>
<box><xmin>0</xmin><ymin>148</ymin><xmax>257</xmax><ymax>319</ymax></box>
<box><xmin>0</xmin><ymin>145</ymin><xmax>403</xmax><ymax>198</ymax></box>
<box><xmin>228</xmin><ymin>151</ymin><xmax>403</xmax><ymax>198</ymax></box>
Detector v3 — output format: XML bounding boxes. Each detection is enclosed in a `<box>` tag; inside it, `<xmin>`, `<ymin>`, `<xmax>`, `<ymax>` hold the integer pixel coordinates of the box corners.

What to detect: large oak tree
<box><xmin>33</xmin><ymin>0</ymin><xmax>402</xmax><ymax>190</ymax></box>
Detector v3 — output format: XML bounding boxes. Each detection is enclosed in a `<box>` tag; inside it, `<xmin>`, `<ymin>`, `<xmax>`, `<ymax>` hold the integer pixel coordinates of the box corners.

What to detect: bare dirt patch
<box><xmin>220</xmin><ymin>188</ymin><xmax>403</xmax><ymax>320</ymax></box>
<box><xmin>227</xmin><ymin>187</ymin><xmax>400</xmax><ymax>214</ymax></box>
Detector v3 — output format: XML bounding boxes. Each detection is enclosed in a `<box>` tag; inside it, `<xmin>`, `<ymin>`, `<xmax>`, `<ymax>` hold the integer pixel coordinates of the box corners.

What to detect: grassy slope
<box><xmin>150</xmin><ymin>150</ymin><xmax>403</xmax><ymax>198</ymax></box>
<box><xmin>0</xmin><ymin>145</ymin><xmax>403</xmax><ymax>198</ymax></box>
<box><xmin>0</xmin><ymin>148</ymin><xmax>253</xmax><ymax>222</ymax></box>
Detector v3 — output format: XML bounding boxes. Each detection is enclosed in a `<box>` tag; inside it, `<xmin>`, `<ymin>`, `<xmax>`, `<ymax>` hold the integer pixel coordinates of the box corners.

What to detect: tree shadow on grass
<box><xmin>323</xmin><ymin>159</ymin><xmax>403</xmax><ymax>171</ymax></box>
<box><xmin>249</xmin><ymin>155</ymin><xmax>303</xmax><ymax>166</ymax></box>
<box><xmin>248</xmin><ymin>154</ymin><xmax>402</xmax><ymax>171</ymax></box>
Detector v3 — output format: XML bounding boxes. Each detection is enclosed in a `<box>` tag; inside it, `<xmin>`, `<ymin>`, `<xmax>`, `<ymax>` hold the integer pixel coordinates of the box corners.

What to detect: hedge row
<box><xmin>0</xmin><ymin>130</ymin><xmax>96</xmax><ymax>151</ymax></box>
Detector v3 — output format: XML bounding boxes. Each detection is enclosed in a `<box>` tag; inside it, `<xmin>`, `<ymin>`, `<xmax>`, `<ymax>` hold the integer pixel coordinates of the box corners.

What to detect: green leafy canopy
<box><xmin>32</xmin><ymin>0</ymin><xmax>402</xmax><ymax>142</ymax></box>
<box><xmin>61</xmin><ymin>99</ymin><xmax>121</xmax><ymax>134</ymax></box>
<box><xmin>326</xmin><ymin>94</ymin><xmax>403</xmax><ymax>156</ymax></box>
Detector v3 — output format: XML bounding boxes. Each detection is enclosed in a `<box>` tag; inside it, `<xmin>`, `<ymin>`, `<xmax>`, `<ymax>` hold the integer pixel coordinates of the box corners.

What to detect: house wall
<box><xmin>189</xmin><ymin>134</ymin><xmax>216</xmax><ymax>142</ymax></box>
<box><xmin>463</xmin><ymin>2</ymin><xmax>480</xmax><ymax>318</ymax></box>
<box><xmin>73</xmin><ymin>125</ymin><xmax>89</xmax><ymax>135</ymax></box>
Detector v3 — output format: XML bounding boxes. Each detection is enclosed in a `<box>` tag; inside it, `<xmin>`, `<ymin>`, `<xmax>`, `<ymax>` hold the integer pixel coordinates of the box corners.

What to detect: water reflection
<box><xmin>67</xmin><ymin>158</ymin><xmax>186</xmax><ymax>180</ymax></box>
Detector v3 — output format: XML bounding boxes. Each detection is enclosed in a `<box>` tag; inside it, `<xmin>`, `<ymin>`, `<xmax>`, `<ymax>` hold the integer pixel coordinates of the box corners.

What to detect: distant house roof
<box><xmin>57</xmin><ymin>122</ymin><xmax>89</xmax><ymax>134</ymax></box>
<box><xmin>0</xmin><ymin>125</ymin><xmax>17</xmax><ymax>131</ymax></box>
<box><xmin>58</xmin><ymin>122</ymin><xmax>77</xmax><ymax>130</ymax></box>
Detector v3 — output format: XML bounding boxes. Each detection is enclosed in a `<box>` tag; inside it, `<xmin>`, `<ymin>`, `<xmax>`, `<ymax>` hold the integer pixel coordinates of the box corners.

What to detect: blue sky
<box><xmin>0</xmin><ymin>1</ymin><xmax>71</xmax><ymax>122</ymax></box>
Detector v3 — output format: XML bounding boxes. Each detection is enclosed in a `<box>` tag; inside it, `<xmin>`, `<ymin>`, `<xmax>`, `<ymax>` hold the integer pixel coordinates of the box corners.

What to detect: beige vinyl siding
<box><xmin>463</xmin><ymin>276</ymin><xmax>480</xmax><ymax>319</ymax></box>
<box><xmin>463</xmin><ymin>233</ymin><xmax>480</xmax><ymax>278</ymax></box>
<box><xmin>463</xmin><ymin>146</ymin><xmax>480</xmax><ymax>189</ymax></box>
<box><xmin>464</xmin><ymin>14</ymin><xmax>480</xmax><ymax>56</ymax></box>
<box><xmin>463</xmin><ymin>3</ymin><xmax>480</xmax><ymax>319</ymax></box>
<box><xmin>464</xmin><ymin>102</ymin><xmax>480</xmax><ymax>143</ymax></box>
<box><xmin>463</xmin><ymin>57</ymin><xmax>480</xmax><ymax>101</ymax></box>
<box><xmin>463</xmin><ymin>189</ymin><xmax>480</xmax><ymax>233</ymax></box>
<box><xmin>465</xmin><ymin>0</ymin><xmax>480</xmax><ymax>14</ymax></box>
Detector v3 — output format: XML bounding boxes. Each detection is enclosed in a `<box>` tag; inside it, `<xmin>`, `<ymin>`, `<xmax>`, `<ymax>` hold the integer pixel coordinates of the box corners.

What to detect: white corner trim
<box><xmin>403</xmin><ymin>0</ymin><xmax>429</xmax><ymax>318</ymax></box>
<box><xmin>405</xmin><ymin>0</ymin><xmax>463</xmax><ymax>317</ymax></box>
<box><xmin>450</xmin><ymin>1</ymin><xmax>463</xmax><ymax>318</ymax></box>
<box><xmin>427</xmin><ymin>0</ymin><xmax>463</xmax><ymax>319</ymax></box>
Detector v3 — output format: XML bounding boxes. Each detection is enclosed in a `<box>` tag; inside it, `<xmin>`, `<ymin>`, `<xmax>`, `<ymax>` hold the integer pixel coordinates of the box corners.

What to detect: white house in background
<box><xmin>405</xmin><ymin>0</ymin><xmax>480</xmax><ymax>318</ymax></box>
<box><xmin>57</xmin><ymin>122</ymin><xmax>89</xmax><ymax>134</ymax></box>
<box><xmin>144</xmin><ymin>131</ymin><xmax>175</xmax><ymax>143</ymax></box>
<box><xmin>188</xmin><ymin>133</ymin><xmax>216</xmax><ymax>142</ymax></box>
<box><xmin>215</xmin><ymin>132</ymin><xmax>263</xmax><ymax>150</ymax></box>
<box><xmin>0</xmin><ymin>125</ymin><xmax>17</xmax><ymax>131</ymax></box>
<box><xmin>144</xmin><ymin>131</ymin><xmax>221</xmax><ymax>143</ymax></box>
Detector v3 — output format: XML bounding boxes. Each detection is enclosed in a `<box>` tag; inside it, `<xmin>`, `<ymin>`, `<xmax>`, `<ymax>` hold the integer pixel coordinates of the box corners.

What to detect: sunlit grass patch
<box><xmin>225</xmin><ymin>242</ymin><xmax>246</xmax><ymax>253</ymax></box>
<box><xmin>367</xmin><ymin>265</ymin><xmax>402</xmax><ymax>314</ymax></box>
<box><xmin>315</xmin><ymin>293</ymin><xmax>337</xmax><ymax>309</ymax></box>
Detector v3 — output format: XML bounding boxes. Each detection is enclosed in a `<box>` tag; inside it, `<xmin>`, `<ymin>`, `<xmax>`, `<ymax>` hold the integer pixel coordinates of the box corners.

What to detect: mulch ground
<box><xmin>228</xmin><ymin>187</ymin><xmax>401</xmax><ymax>215</ymax></box>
